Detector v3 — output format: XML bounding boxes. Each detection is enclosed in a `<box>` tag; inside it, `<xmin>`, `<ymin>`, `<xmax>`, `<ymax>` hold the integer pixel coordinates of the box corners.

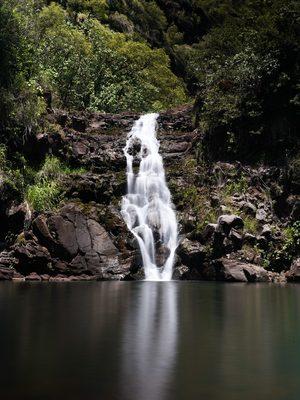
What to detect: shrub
<box><xmin>266</xmin><ymin>221</ymin><xmax>300</xmax><ymax>271</ymax></box>
<box><xmin>26</xmin><ymin>181</ymin><xmax>61</xmax><ymax>211</ymax></box>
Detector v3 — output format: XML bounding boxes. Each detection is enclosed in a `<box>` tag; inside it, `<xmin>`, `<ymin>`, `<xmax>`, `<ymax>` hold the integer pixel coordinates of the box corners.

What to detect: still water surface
<box><xmin>1</xmin><ymin>282</ymin><xmax>300</xmax><ymax>400</ymax></box>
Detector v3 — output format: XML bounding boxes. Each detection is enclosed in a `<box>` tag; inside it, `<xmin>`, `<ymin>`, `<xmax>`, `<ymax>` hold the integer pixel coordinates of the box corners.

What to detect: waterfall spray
<box><xmin>121</xmin><ymin>114</ymin><xmax>178</xmax><ymax>281</ymax></box>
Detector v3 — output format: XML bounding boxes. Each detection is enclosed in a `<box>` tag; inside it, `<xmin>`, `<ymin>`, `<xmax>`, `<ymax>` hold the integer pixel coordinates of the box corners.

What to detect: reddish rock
<box><xmin>0</xmin><ymin>267</ymin><xmax>14</xmax><ymax>281</ymax></box>
<box><xmin>286</xmin><ymin>259</ymin><xmax>300</xmax><ymax>282</ymax></box>
<box><xmin>25</xmin><ymin>272</ymin><xmax>42</xmax><ymax>281</ymax></box>
<box><xmin>207</xmin><ymin>258</ymin><xmax>269</xmax><ymax>283</ymax></box>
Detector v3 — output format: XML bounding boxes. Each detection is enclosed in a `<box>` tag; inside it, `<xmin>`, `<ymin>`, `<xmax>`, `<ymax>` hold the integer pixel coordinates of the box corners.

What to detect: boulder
<box><xmin>256</xmin><ymin>208</ymin><xmax>267</xmax><ymax>222</ymax></box>
<box><xmin>25</xmin><ymin>272</ymin><xmax>42</xmax><ymax>282</ymax></box>
<box><xmin>172</xmin><ymin>263</ymin><xmax>189</xmax><ymax>280</ymax></box>
<box><xmin>202</xmin><ymin>223</ymin><xmax>217</xmax><ymax>242</ymax></box>
<box><xmin>0</xmin><ymin>267</ymin><xmax>14</xmax><ymax>281</ymax></box>
<box><xmin>229</xmin><ymin>229</ymin><xmax>243</xmax><ymax>250</ymax></box>
<box><xmin>217</xmin><ymin>215</ymin><xmax>244</xmax><ymax>235</ymax></box>
<box><xmin>177</xmin><ymin>238</ymin><xmax>206</xmax><ymax>269</ymax></box>
<box><xmin>155</xmin><ymin>244</ymin><xmax>170</xmax><ymax>267</ymax></box>
<box><xmin>244</xmin><ymin>233</ymin><xmax>256</xmax><ymax>246</ymax></box>
<box><xmin>48</xmin><ymin>214</ymin><xmax>78</xmax><ymax>258</ymax></box>
<box><xmin>257</xmin><ymin>235</ymin><xmax>268</xmax><ymax>250</ymax></box>
<box><xmin>261</xmin><ymin>224</ymin><xmax>272</xmax><ymax>240</ymax></box>
<box><xmin>242</xmin><ymin>201</ymin><xmax>257</xmax><ymax>216</ymax></box>
<box><xmin>286</xmin><ymin>258</ymin><xmax>300</xmax><ymax>282</ymax></box>
<box><xmin>72</xmin><ymin>116</ymin><xmax>86</xmax><ymax>132</ymax></box>
<box><xmin>7</xmin><ymin>203</ymin><xmax>27</xmax><ymax>233</ymax></box>
<box><xmin>0</xmin><ymin>250</ymin><xmax>18</xmax><ymax>269</ymax></box>
<box><xmin>13</xmin><ymin>203</ymin><xmax>134</xmax><ymax>280</ymax></box>
<box><xmin>14</xmin><ymin>240</ymin><xmax>51</xmax><ymax>275</ymax></box>
<box><xmin>208</xmin><ymin>258</ymin><xmax>269</xmax><ymax>282</ymax></box>
<box><xmin>32</xmin><ymin>214</ymin><xmax>55</xmax><ymax>247</ymax></box>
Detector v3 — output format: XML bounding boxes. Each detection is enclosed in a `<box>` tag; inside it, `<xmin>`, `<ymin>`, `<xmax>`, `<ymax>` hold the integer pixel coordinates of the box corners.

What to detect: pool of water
<box><xmin>1</xmin><ymin>281</ymin><xmax>300</xmax><ymax>400</ymax></box>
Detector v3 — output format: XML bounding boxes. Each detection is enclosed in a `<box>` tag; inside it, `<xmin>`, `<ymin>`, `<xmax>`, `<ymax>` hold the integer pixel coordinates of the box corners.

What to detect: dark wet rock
<box><xmin>242</xmin><ymin>201</ymin><xmax>257</xmax><ymax>216</ymax></box>
<box><xmin>180</xmin><ymin>214</ymin><xmax>197</xmax><ymax>233</ymax></box>
<box><xmin>223</xmin><ymin>237</ymin><xmax>234</xmax><ymax>254</ymax></box>
<box><xmin>257</xmin><ymin>235</ymin><xmax>268</xmax><ymax>250</ymax></box>
<box><xmin>155</xmin><ymin>244</ymin><xmax>171</xmax><ymax>268</ymax></box>
<box><xmin>126</xmin><ymin>266</ymin><xmax>145</xmax><ymax>281</ymax></box>
<box><xmin>202</xmin><ymin>223</ymin><xmax>217</xmax><ymax>242</ymax></box>
<box><xmin>12</xmin><ymin>271</ymin><xmax>25</xmax><ymax>281</ymax></box>
<box><xmin>207</xmin><ymin>258</ymin><xmax>269</xmax><ymax>282</ymax></box>
<box><xmin>62</xmin><ymin>173</ymin><xmax>126</xmax><ymax>204</ymax></box>
<box><xmin>0</xmin><ymin>250</ymin><xmax>18</xmax><ymax>269</ymax></box>
<box><xmin>217</xmin><ymin>215</ymin><xmax>244</xmax><ymax>236</ymax></box>
<box><xmin>210</xmin><ymin>195</ymin><xmax>220</xmax><ymax>208</ymax></box>
<box><xmin>1</xmin><ymin>106</ymin><xmax>298</xmax><ymax>281</ymax></box>
<box><xmin>172</xmin><ymin>262</ymin><xmax>189</xmax><ymax>280</ymax></box>
<box><xmin>14</xmin><ymin>240</ymin><xmax>52</xmax><ymax>275</ymax></box>
<box><xmin>32</xmin><ymin>214</ymin><xmax>55</xmax><ymax>247</ymax></box>
<box><xmin>290</xmin><ymin>200</ymin><xmax>300</xmax><ymax>222</ymax></box>
<box><xmin>72</xmin><ymin>116</ymin><xmax>86</xmax><ymax>132</ymax></box>
<box><xmin>244</xmin><ymin>233</ymin><xmax>257</xmax><ymax>246</ymax></box>
<box><xmin>229</xmin><ymin>229</ymin><xmax>243</xmax><ymax>250</ymax></box>
<box><xmin>39</xmin><ymin>106</ymin><xmax>197</xmax><ymax>173</ymax></box>
<box><xmin>40</xmin><ymin>274</ymin><xmax>50</xmax><ymax>281</ymax></box>
<box><xmin>25</xmin><ymin>272</ymin><xmax>42</xmax><ymax>282</ymax></box>
<box><xmin>0</xmin><ymin>267</ymin><xmax>14</xmax><ymax>280</ymax></box>
<box><xmin>48</xmin><ymin>214</ymin><xmax>78</xmax><ymax>258</ymax></box>
<box><xmin>177</xmin><ymin>238</ymin><xmax>206</xmax><ymax>269</ymax></box>
<box><xmin>13</xmin><ymin>203</ymin><xmax>136</xmax><ymax>280</ymax></box>
<box><xmin>261</xmin><ymin>224</ymin><xmax>272</xmax><ymax>240</ymax></box>
<box><xmin>286</xmin><ymin>258</ymin><xmax>300</xmax><ymax>282</ymax></box>
<box><xmin>7</xmin><ymin>203</ymin><xmax>27</xmax><ymax>233</ymax></box>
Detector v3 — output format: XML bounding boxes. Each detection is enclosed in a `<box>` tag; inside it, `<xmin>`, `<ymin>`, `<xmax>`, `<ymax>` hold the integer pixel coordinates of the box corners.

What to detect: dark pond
<box><xmin>1</xmin><ymin>281</ymin><xmax>300</xmax><ymax>400</ymax></box>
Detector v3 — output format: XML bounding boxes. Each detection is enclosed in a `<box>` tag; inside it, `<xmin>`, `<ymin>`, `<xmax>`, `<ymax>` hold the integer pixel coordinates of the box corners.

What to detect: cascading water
<box><xmin>121</xmin><ymin>113</ymin><xmax>178</xmax><ymax>281</ymax></box>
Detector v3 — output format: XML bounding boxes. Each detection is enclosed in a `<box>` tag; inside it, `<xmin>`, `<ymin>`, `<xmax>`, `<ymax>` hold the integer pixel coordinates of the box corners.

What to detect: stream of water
<box><xmin>121</xmin><ymin>114</ymin><xmax>178</xmax><ymax>281</ymax></box>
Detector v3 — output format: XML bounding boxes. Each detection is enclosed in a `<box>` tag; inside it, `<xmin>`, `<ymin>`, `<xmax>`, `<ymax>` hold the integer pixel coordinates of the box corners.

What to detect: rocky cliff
<box><xmin>0</xmin><ymin>106</ymin><xmax>299</xmax><ymax>282</ymax></box>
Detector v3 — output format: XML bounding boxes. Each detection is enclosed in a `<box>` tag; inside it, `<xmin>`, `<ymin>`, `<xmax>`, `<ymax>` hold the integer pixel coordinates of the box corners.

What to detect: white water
<box><xmin>121</xmin><ymin>113</ymin><xmax>178</xmax><ymax>281</ymax></box>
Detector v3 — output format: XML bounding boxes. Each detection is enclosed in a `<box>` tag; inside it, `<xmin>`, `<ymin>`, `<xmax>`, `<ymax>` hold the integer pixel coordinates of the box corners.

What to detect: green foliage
<box><xmin>282</xmin><ymin>222</ymin><xmax>300</xmax><ymax>259</ymax></box>
<box><xmin>189</xmin><ymin>0</ymin><xmax>300</xmax><ymax>161</ymax></box>
<box><xmin>33</xmin><ymin>2</ymin><xmax>186</xmax><ymax>112</ymax></box>
<box><xmin>262</xmin><ymin>222</ymin><xmax>300</xmax><ymax>271</ymax></box>
<box><xmin>224</xmin><ymin>176</ymin><xmax>249</xmax><ymax>196</ymax></box>
<box><xmin>0</xmin><ymin>1</ymin><xmax>46</xmax><ymax>144</ymax></box>
<box><xmin>25</xmin><ymin>155</ymin><xmax>87</xmax><ymax>211</ymax></box>
<box><xmin>0</xmin><ymin>145</ymin><xmax>6</xmax><ymax>168</ymax></box>
<box><xmin>26</xmin><ymin>181</ymin><xmax>61</xmax><ymax>211</ymax></box>
<box><xmin>67</xmin><ymin>0</ymin><xmax>108</xmax><ymax>19</ymax></box>
<box><xmin>243</xmin><ymin>216</ymin><xmax>259</xmax><ymax>235</ymax></box>
<box><xmin>84</xmin><ymin>18</ymin><xmax>186</xmax><ymax>112</ymax></box>
<box><xmin>0</xmin><ymin>0</ymin><xmax>299</xmax><ymax>166</ymax></box>
<box><xmin>38</xmin><ymin>3</ymin><xmax>93</xmax><ymax>108</ymax></box>
<box><xmin>26</xmin><ymin>156</ymin><xmax>63</xmax><ymax>211</ymax></box>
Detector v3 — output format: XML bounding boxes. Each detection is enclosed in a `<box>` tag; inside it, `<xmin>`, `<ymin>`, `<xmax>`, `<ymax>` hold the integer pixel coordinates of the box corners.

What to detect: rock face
<box><xmin>11</xmin><ymin>203</ymin><xmax>135</xmax><ymax>280</ymax></box>
<box><xmin>0</xmin><ymin>105</ymin><xmax>298</xmax><ymax>282</ymax></box>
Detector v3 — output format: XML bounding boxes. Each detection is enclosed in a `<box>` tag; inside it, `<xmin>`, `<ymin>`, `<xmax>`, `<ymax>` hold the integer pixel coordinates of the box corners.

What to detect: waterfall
<box><xmin>121</xmin><ymin>113</ymin><xmax>178</xmax><ymax>281</ymax></box>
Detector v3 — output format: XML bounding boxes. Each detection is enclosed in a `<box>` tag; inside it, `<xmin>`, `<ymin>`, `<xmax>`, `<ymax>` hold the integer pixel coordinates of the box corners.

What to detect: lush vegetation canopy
<box><xmin>0</xmin><ymin>0</ymin><xmax>299</xmax><ymax>163</ymax></box>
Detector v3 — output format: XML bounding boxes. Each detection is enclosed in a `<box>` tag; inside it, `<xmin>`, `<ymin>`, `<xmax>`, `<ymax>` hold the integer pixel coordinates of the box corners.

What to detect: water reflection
<box><xmin>1</xmin><ymin>282</ymin><xmax>300</xmax><ymax>400</ymax></box>
<box><xmin>121</xmin><ymin>282</ymin><xmax>178</xmax><ymax>400</ymax></box>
